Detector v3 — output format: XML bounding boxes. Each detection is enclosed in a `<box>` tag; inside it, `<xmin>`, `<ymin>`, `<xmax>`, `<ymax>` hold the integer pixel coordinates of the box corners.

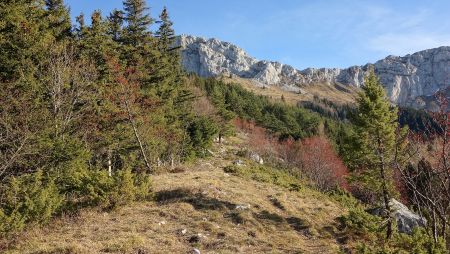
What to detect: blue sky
<box><xmin>66</xmin><ymin>0</ymin><xmax>450</xmax><ymax>69</ymax></box>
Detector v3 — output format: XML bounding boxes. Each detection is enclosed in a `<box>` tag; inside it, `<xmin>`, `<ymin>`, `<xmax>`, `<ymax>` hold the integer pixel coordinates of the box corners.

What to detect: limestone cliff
<box><xmin>177</xmin><ymin>35</ymin><xmax>450</xmax><ymax>109</ymax></box>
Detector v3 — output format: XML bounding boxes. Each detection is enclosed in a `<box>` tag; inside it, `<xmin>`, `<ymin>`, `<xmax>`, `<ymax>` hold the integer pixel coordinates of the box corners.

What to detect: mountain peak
<box><xmin>177</xmin><ymin>35</ymin><xmax>450</xmax><ymax>109</ymax></box>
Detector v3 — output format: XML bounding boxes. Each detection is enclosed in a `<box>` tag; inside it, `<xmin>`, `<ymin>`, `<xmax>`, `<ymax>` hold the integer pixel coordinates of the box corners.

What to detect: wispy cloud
<box><xmin>368</xmin><ymin>33</ymin><xmax>450</xmax><ymax>55</ymax></box>
<box><xmin>145</xmin><ymin>0</ymin><xmax>450</xmax><ymax>68</ymax></box>
<box><xmin>263</xmin><ymin>1</ymin><xmax>450</xmax><ymax>66</ymax></box>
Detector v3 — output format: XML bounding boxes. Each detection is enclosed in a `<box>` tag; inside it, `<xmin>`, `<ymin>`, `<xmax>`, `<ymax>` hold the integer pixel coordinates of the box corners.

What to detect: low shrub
<box><xmin>338</xmin><ymin>207</ymin><xmax>382</xmax><ymax>242</ymax></box>
<box><xmin>110</xmin><ymin>169</ymin><xmax>153</xmax><ymax>207</ymax></box>
<box><xmin>0</xmin><ymin>171</ymin><xmax>64</xmax><ymax>235</ymax></box>
<box><xmin>0</xmin><ymin>167</ymin><xmax>152</xmax><ymax>237</ymax></box>
<box><xmin>338</xmin><ymin>206</ymin><xmax>447</xmax><ymax>253</ymax></box>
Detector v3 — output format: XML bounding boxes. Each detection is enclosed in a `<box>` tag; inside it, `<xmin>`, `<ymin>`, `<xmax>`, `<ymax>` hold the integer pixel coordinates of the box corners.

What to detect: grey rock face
<box><xmin>370</xmin><ymin>199</ymin><xmax>427</xmax><ymax>235</ymax></box>
<box><xmin>176</xmin><ymin>35</ymin><xmax>450</xmax><ymax>108</ymax></box>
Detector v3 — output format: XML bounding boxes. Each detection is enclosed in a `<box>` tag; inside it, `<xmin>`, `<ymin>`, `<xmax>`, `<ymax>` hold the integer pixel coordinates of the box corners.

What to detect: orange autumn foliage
<box><xmin>234</xmin><ymin>118</ymin><xmax>349</xmax><ymax>191</ymax></box>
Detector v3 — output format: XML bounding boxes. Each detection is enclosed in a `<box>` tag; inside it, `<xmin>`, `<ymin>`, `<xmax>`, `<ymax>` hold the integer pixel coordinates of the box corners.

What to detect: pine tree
<box><xmin>45</xmin><ymin>0</ymin><xmax>72</xmax><ymax>40</ymax></box>
<box><xmin>108</xmin><ymin>9</ymin><xmax>124</xmax><ymax>42</ymax></box>
<box><xmin>152</xmin><ymin>7</ymin><xmax>183</xmax><ymax>98</ymax></box>
<box><xmin>122</xmin><ymin>0</ymin><xmax>153</xmax><ymax>47</ymax></box>
<box><xmin>155</xmin><ymin>7</ymin><xmax>176</xmax><ymax>53</ymax></box>
<box><xmin>348</xmin><ymin>69</ymin><xmax>401</xmax><ymax>239</ymax></box>
<box><xmin>0</xmin><ymin>0</ymin><xmax>51</xmax><ymax>81</ymax></box>
<box><xmin>75</xmin><ymin>12</ymin><xmax>86</xmax><ymax>38</ymax></box>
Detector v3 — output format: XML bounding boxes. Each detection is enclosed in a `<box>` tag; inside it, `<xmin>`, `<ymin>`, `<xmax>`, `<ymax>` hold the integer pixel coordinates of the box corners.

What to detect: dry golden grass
<box><xmin>3</xmin><ymin>135</ymin><xmax>347</xmax><ymax>254</ymax></box>
<box><xmin>219</xmin><ymin>76</ymin><xmax>359</xmax><ymax>106</ymax></box>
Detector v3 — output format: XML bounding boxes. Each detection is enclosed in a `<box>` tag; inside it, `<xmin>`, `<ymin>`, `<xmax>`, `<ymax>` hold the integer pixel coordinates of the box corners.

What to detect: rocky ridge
<box><xmin>176</xmin><ymin>35</ymin><xmax>450</xmax><ymax>109</ymax></box>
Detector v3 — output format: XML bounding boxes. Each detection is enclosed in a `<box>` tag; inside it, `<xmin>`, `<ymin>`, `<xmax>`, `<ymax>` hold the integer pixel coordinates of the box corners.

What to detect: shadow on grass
<box><xmin>268</xmin><ymin>195</ymin><xmax>285</xmax><ymax>211</ymax></box>
<box><xmin>224</xmin><ymin>211</ymin><xmax>246</xmax><ymax>224</ymax></box>
<box><xmin>155</xmin><ymin>188</ymin><xmax>236</xmax><ymax>211</ymax></box>
<box><xmin>322</xmin><ymin>219</ymin><xmax>350</xmax><ymax>245</ymax></box>
<box><xmin>286</xmin><ymin>217</ymin><xmax>310</xmax><ymax>232</ymax></box>
<box><xmin>253</xmin><ymin>210</ymin><xmax>285</xmax><ymax>224</ymax></box>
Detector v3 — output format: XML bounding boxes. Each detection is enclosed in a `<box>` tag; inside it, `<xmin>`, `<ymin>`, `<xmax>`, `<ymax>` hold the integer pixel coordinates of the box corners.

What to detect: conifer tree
<box><xmin>78</xmin><ymin>10</ymin><xmax>118</xmax><ymax>80</ymax></box>
<box><xmin>122</xmin><ymin>0</ymin><xmax>153</xmax><ymax>47</ymax></box>
<box><xmin>121</xmin><ymin>0</ymin><xmax>159</xmax><ymax>91</ymax></box>
<box><xmin>156</xmin><ymin>7</ymin><xmax>176</xmax><ymax>53</ymax></box>
<box><xmin>75</xmin><ymin>12</ymin><xmax>86</xmax><ymax>38</ymax></box>
<box><xmin>108</xmin><ymin>9</ymin><xmax>124</xmax><ymax>42</ymax></box>
<box><xmin>152</xmin><ymin>7</ymin><xmax>182</xmax><ymax>98</ymax></box>
<box><xmin>0</xmin><ymin>0</ymin><xmax>50</xmax><ymax>81</ymax></box>
<box><xmin>348</xmin><ymin>69</ymin><xmax>402</xmax><ymax>239</ymax></box>
<box><xmin>45</xmin><ymin>0</ymin><xmax>72</xmax><ymax>40</ymax></box>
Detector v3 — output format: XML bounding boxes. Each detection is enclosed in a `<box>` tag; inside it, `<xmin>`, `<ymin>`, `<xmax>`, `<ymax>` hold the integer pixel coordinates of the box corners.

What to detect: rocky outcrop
<box><xmin>176</xmin><ymin>35</ymin><xmax>450</xmax><ymax>109</ymax></box>
<box><xmin>249</xmin><ymin>152</ymin><xmax>264</xmax><ymax>165</ymax></box>
<box><xmin>369</xmin><ymin>199</ymin><xmax>427</xmax><ymax>235</ymax></box>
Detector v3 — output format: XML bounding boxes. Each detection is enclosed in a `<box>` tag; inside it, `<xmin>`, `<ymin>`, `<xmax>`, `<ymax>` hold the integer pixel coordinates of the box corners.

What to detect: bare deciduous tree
<box><xmin>399</xmin><ymin>93</ymin><xmax>449</xmax><ymax>244</ymax></box>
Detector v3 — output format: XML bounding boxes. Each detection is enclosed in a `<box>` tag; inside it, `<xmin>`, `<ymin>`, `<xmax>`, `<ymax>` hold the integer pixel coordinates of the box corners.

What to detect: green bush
<box><xmin>0</xmin><ymin>167</ymin><xmax>153</xmax><ymax>236</ymax></box>
<box><xmin>110</xmin><ymin>169</ymin><xmax>153</xmax><ymax>207</ymax></box>
<box><xmin>57</xmin><ymin>163</ymin><xmax>152</xmax><ymax>209</ymax></box>
<box><xmin>132</xmin><ymin>172</ymin><xmax>153</xmax><ymax>201</ymax></box>
<box><xmin>58</xmin><ymin>164</ymin><xmax>115</xmax><ymax>208</ymax></box>
<box><xmin>0</xmin><ymin>171</ymin><xmax>64</xmax><ymax>236</ymax></box>
<box><xmin>339</xmin><ymin>207</ymin><xmax>447</xmax><ymax>253</ymax></box>
<box><xmin>187</xmin><ymin>116</ymin><xmax>219</xmax><ymax>157</ymax></box>
<box><xmin>329</xmin><ymin>189</ymin><xmax>361</xmax><ymax>209</ymax></box>
<box><xmin>392</xmin><ymin>228</ymin><xmax>447</xmax><ymax>254</ymax></box>
<box><xmin>356</xmin><ymin>229</ymin><xmax>447</xmax><ymax>254</ymax></box>
<box><xmin>339</xmin><ymin>207</ymin><xmax>382</xmax><ymax>241</ymax></box>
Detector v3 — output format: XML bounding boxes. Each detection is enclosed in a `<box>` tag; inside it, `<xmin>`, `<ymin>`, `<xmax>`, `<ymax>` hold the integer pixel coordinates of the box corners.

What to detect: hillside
<box><xmin>1</xmin><ymin>1</ymin><xmax>448</xmax><ymax>253</ymax></box>
<box><xmin>218</xmin><ymin>75</ymin><xmax>359</xmax><ymax>106</ymax></box>
<box><xmin>2</xmin><ymin>133</ymin><xmax>347</xmax><ymax>254</ymax></box>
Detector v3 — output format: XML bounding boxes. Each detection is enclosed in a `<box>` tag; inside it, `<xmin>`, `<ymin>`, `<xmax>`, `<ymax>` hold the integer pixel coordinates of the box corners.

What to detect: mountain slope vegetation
<box><xmin>2</xmin><ymin>134</ymin><xmax>348</xmax><ymax>254</ymax></box>
<box><xmin>0</xmin><ymin>1</ymin><xmax>448</xmax><ymax>253</ymax></box>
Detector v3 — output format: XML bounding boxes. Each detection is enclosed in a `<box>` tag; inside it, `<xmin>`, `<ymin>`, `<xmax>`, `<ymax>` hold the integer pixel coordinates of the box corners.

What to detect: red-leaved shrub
<box><xmin>234</xmin><ymin>118</ymin><xmax>349</xmax><ymax>191</ymax></box>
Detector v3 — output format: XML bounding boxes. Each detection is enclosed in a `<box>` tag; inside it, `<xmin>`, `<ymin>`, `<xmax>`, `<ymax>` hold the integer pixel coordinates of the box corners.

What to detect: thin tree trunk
<box><xmin>378</xmin><ymin>138</ymin><xmax>393</xmax><ymax>239</ymax></box>
<box><xmin>381</xmin><ymin>168</ymin><xmax>393</xmax><ymax>239</ymax></box>
<box><xmin>108</xmin><ymin>149</ymin><xmax>112</xmax><ymax>177</ymax></box>
<box><xmin>442</xmin><ymin>218</ymin><xmax>447</xmax><ymax>241</ymax></box>
<box><xmin>432</xmin><ymin>210</ymin><xmax>438</xmax><ymax>243</ymax></box>
<box><xmin>124</xmin><ymin>98</ymin><xmax>152</xmax><ymax>173</ymax></box>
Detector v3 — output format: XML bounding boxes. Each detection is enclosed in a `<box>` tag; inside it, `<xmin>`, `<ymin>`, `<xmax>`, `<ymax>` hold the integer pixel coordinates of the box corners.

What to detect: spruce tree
<box><xmin>122</xmin><ymin>0</ymin><xmax>153</xmax><ymax>47</ymax></box>
<box><xmin>121</xmin><ymin>0</ymin><xmax>158</xmax><ymax>91</ymax></box>
<box><xmin>108</xmin><ymin>9</ymin><xmax>124</xmax><ymax>42</ymax></box>
<box><xmin>0</xmin><ymin>0</ymin><xmax>50</xmax><ymax>81</ymax></box>
<box><xmin>45</xmin><ymin>0</ymin><xmax>72</xmax><ymax>40</ymax></box>
<box><xmin>348</xmin><ymin>69</ymin><xmax>401</xmax><ymax>239</ymax></box>
<box><xmin>75</xmin><ymin>12</ymin><xmax>86</xmax><ymax>38</ymax></box>
<box><xmin>155</xmin><ymin>7</ymin><xmax>176</xmax><ymax>53</ymax></box>
<box><xmin>152</xmin><ymin>7</ymin><xmax>182</xmax><ymax>98</ymax></box>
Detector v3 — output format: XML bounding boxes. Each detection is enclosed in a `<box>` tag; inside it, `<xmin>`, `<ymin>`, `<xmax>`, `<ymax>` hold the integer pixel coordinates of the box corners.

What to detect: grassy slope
<box><xmin>3</xmin><ymin>134</ymin><xmax>347</xmax><ymax>254</ymax></box>
<box><xmin>219</xmin><ymin>76</ymin><xmax>359</xmax><ymax>106</ymax></box>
